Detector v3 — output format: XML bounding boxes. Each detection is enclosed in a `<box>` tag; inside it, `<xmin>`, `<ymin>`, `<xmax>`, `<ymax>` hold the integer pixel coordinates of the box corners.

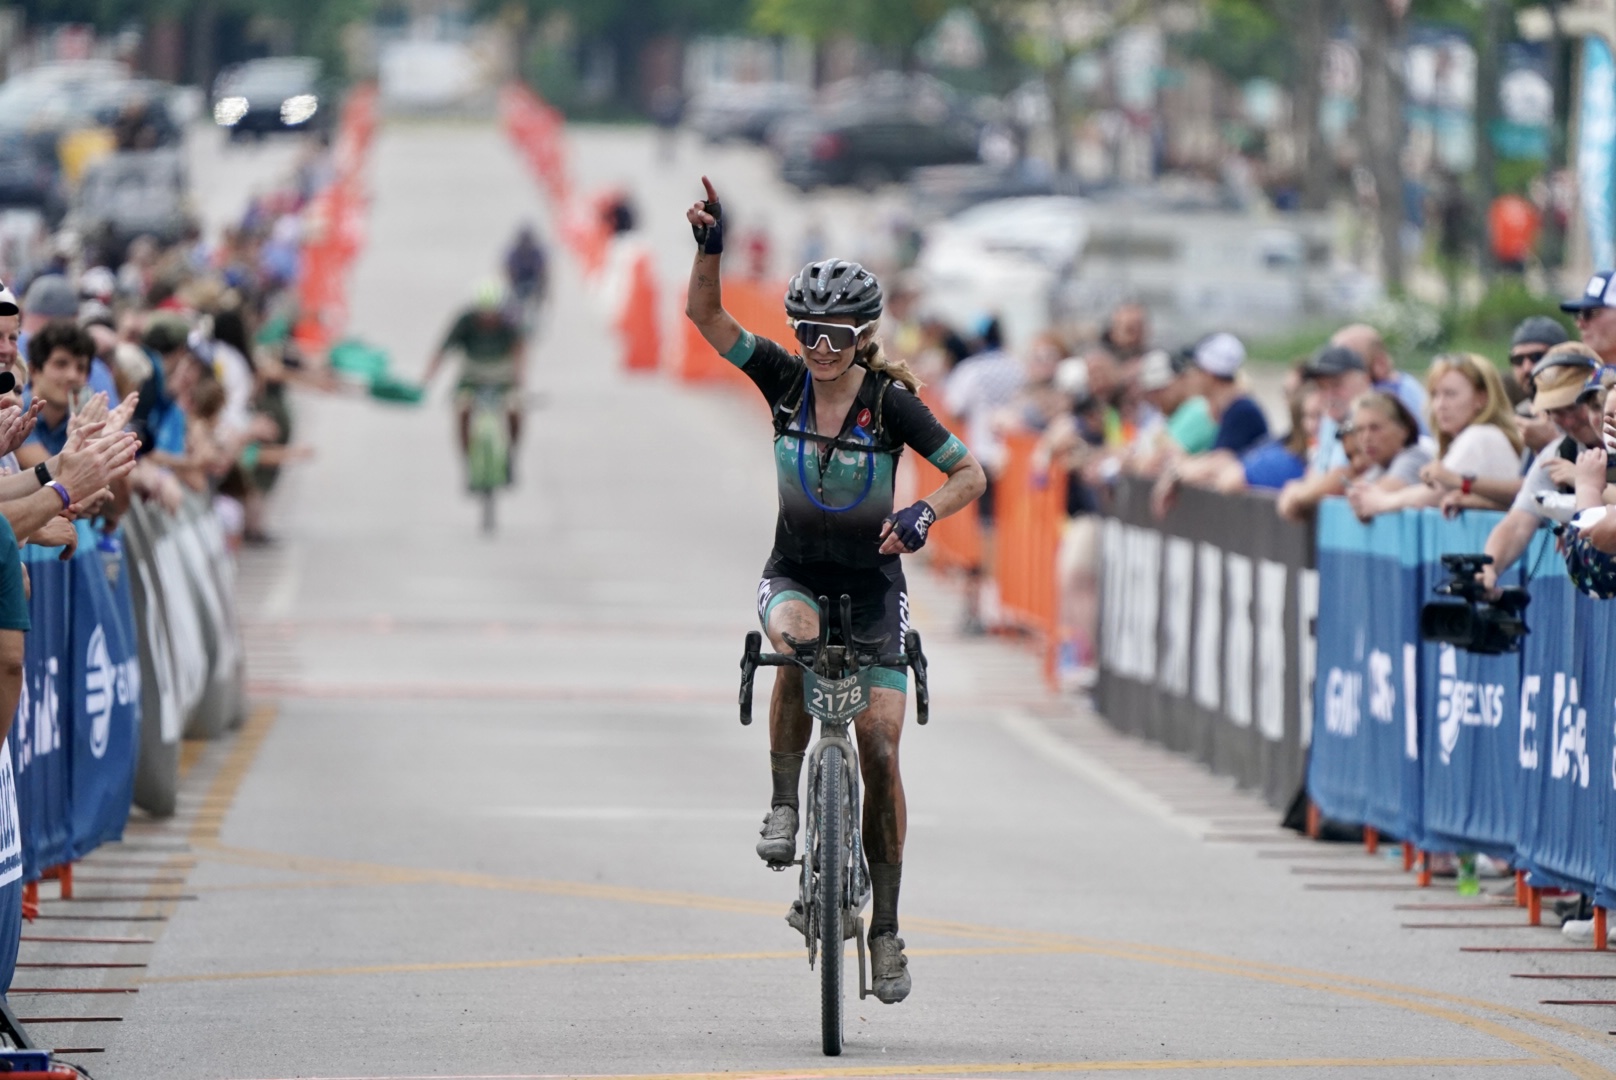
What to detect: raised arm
<box><xmin>683</xmin><ymin>176</ymin><xmax>743</xmax><ymax>356</ymax></box>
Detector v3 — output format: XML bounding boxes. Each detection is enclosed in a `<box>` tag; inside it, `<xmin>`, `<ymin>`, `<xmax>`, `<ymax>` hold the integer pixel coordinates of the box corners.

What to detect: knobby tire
<box><xmin>818</xmin><ymin>746</ymin><xmax>845</xmax><ymax>1056</ymax></box>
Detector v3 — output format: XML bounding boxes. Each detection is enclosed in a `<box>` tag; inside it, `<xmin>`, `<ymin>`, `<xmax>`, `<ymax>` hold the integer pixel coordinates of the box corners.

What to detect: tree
<box><xmin>487</xmin><ymin>0</ymin><xmax>749</xmax><ymax>111</ymax></box>
<box><xmin>751</xmin><ymin>0</ymin><xmax>955</xmax><ymax>68</ymax></box>
<box><xmin>1352</xmin><ymin>0</ymin><xmax>1408</xmax><ymax>296</ymax></box>
<box><xmin>982</xmin><ymin>0</ymin><xmax>1150</xmax><ymax>175</ymax></box>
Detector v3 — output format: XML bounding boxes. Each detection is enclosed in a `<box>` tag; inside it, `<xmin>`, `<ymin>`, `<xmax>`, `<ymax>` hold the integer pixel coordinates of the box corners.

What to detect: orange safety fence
<box><xmin>911</xmin><ymin>391</ymin><xmax>981</xmax><ymax>573</ymax></box>
<box><xmin>993</xmin><ymin>433</ymin><xmax>1066</xmax><ymax>679</ymax></box>
<box><xmin>674</xmin><ymin>277</ymin><xmax>790</xmax><ymax>384</ymax></box>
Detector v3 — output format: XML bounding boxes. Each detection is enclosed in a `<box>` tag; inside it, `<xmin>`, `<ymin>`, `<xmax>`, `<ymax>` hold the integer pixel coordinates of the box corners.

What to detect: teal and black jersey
<box><xmin>724</xmin><ymin>330</ymin><xmax>969</xmax><ymax>570</ymax></box>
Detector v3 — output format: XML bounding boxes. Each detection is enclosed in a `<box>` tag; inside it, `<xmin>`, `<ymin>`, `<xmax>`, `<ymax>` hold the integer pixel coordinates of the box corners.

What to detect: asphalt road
<box><xmin>70</xmin><ymin>121</ymin><xmax>1616</xmax><ymax>1079</ymax></box>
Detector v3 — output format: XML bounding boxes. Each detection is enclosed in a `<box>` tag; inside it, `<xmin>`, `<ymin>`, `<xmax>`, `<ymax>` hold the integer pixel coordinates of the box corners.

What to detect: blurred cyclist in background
<box><xmin>422</xmin><ymin>278</ymin><xmax>526</xmax><ymax>470</ymax></box>
<box><xmin>504</xmin><ymin>224</ymin><xmax>549</xmax><ymax>328</ymax></box>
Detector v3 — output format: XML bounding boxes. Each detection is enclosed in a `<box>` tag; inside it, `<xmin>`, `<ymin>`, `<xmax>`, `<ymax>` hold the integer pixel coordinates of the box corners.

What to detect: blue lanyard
<box><xmin>794</xmin><ymin>368</ymin><xmax>875</xmax><ymax>513</ymax></box>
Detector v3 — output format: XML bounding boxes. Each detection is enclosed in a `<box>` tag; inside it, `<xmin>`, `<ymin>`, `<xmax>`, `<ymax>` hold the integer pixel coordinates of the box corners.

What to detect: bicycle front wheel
<box><xmin>818</xmin><ymin>745</ymin><xmax>845</xmax><ymax>1056</ymax></box>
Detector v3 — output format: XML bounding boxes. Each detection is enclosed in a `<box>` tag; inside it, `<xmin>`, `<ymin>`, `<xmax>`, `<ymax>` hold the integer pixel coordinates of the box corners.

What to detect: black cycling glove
<box><xmin>885</xmin><ymin>501</ymin><xmax>936</xmax><ymax>552</ymax></box>
<box><xmin>691</xmin><ymin>199</ymin><xmax>724</xmax><ymax>254</ymax></box>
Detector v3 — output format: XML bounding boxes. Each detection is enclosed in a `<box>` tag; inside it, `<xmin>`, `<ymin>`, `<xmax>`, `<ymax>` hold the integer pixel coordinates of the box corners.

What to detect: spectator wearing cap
<box><xmin>1135</xmin><ymin>347</ymin><xmax>1216</xmax><ymax>461</ymax></box>
<box><xmin>1332</xmin><ymin>323</ymin><xmax>1428</xmax><ymax>435</ymax></box>
<box><xmin>132</xmin><ymin>320</ymin><xmax>192</xmax><ymax>463</ymax></box>
<box><xmin>0</xmin><ymin>280</ymin><xmax>18</xmax><ymax>381</ymax></box>
<box><xmin>20</xmin><ymin>275</ymin><xmax>117</xmax><ymax>402</ymax></box>
<box><xmin>1506</xmin><ymin>315</ymin><xmax>1570</xmax><ymax>405</ymax></box>
<box><xmin>1478</xmin><ymin>344</ymin><xmax>1607</xmax><ymax>595</ymax></box>
<box><xmin>1154</xmin><ymin>366</ymin><xmax>1318</xmax><ymax>506</ymax></box>
<box><xmin>1561</xmin><ymin>270</ymin><xmax>1616</xmax><ymax>365</ymax></box>
<box><xmin>1183</xmin><ymin>332</ymin><xmax>1268</xmax><ymax>455</ymax></box>
<box><xmin>1303</xmin><ymin>344</ymin><xmax>1373</xmax><ymax>473</ymax></box>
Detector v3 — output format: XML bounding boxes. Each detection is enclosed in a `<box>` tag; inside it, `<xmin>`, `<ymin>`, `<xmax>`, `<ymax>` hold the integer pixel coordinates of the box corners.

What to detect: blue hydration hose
<box><xmin>795</xmin><ymin>368</ymin><xmax>875</xmax><ymax>513</ymax></box>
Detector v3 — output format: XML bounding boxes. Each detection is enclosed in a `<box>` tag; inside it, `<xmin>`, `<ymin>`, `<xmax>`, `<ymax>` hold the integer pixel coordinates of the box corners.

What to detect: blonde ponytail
<box><xmin>859</xmin><ymin>336</ymin><xmax>923</xmax><ymax>393</ymax></box>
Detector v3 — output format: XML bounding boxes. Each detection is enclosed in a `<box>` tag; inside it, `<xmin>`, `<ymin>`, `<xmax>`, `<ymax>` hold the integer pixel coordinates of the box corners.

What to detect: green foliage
<box><xmin>494</xmin><ymin>0</ymin><xmax>750</xmax><ymax>37</ymax></box>
<box><xmin>1172</xmin><ymin>0</ymin><xmax>1288</xmax><ymax>85</ymax></box>
<box><xmin>1453</xmin><ymin>277</ymin><xmax>1571</xmax><ymax>345</ymax></box>
<box><xmin>752</xmin><ymin>0</ymin><xmax>953</xmax><ymax>57</ymax></box>
<box><xmin>1247</xmin><ymin>280</ymin><xmax>1572</xmax><ymax>372</ymax></box>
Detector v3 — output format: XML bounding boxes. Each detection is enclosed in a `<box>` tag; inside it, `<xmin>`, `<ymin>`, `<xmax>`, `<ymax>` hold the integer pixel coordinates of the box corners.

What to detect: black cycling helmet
<box><xmin>785</xmin><ymin>259</ymin><xmax>883</xmax><ymax>322</ymax></box>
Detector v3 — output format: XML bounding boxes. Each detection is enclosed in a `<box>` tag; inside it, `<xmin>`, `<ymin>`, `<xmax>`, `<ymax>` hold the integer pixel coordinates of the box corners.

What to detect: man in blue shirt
<box><xmin>1332</xmin><ymin>323</ymin><xmax>1427</xmax><ymax>435</ymax></box>
<box><xmin>1305</xmin><ymin>344</ymin><xmax>1373</xmax><ymax>473</ymax></box>
<box><xmin>19</xmin><ymin>322</ymin><xmax>91</xmax><ymax>459</ymax></box>
<box><xmin>1184</xmin><ymin>332</ymin><xmax>1269</xmax><ymax>455</ymax></box>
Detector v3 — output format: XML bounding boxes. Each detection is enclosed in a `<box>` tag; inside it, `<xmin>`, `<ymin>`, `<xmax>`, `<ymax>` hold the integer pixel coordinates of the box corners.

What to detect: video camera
<box><xmin>1419</xmin><ymin>554</ymin><xmax>1530</xmax><ymax>655</ymax></box>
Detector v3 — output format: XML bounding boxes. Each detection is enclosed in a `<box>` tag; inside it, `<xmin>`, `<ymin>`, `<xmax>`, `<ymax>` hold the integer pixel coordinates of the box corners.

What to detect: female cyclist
<box><xmin>684</xmin><ymin>177</ymin><xmax>985</xmax><ymax>1004</ymax></box>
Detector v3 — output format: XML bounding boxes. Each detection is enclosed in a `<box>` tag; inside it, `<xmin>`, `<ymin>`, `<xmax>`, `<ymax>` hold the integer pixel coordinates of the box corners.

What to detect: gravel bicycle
<box><xmin>738</xmin><ymin>594</ymin><xmax>929</xmax><ymax>1057</ymax></box>
<box><xmin>465</xmin><ymin>385</ymin><xmax>513</xmax><ymax>534</ymax></box>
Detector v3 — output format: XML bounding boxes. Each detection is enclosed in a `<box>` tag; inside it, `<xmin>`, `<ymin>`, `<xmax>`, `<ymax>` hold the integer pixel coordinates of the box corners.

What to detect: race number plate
<box><xmin>804</xmin><ymin>672</ymin><xmax>870</xmax><ymax>724</ymax></box>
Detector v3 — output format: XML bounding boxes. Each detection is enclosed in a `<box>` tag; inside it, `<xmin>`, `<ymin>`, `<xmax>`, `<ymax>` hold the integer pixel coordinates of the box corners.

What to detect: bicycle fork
<box><xmin>801</xmin><ymin>729</ymin><xmax>871</xmax><ymax>995</ymax></box>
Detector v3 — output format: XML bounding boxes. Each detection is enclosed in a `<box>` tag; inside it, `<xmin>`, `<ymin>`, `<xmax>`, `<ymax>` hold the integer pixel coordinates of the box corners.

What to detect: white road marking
<box><xmin>996</xmin><ymin>710</ymin><xmax>1211</xmax><ymax>839</ymax></box>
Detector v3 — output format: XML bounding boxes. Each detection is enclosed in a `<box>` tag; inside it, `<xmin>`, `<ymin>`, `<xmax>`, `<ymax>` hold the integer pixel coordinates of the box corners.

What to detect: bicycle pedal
<box><xmin>766</xmin><ymin>858</ymin><xmax>801</xmax><ymax>872</ymax></box>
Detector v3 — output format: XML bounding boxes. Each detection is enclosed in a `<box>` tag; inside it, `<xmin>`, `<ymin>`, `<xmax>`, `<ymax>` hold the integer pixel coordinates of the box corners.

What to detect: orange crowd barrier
<box><xmin>674</xmin><ymin>277</ymin><xmax>790</xmax><ymax>385</ymax></box>
<box><xmin>993</xmin><ymin>433</ymin><xmax>1066</xmax><ymax>678</ymax></box>
<box><xmin>912</xmin><ymin>392</ymin><xmax>981</xmax><ymax>573</ymax></box>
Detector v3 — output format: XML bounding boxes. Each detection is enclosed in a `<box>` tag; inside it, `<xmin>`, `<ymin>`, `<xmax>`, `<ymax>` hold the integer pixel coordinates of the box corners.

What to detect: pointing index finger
<box><xmin>701</xmin><ymin>175</ymin><xmax>717</xmax><ymax>204</ymax></box>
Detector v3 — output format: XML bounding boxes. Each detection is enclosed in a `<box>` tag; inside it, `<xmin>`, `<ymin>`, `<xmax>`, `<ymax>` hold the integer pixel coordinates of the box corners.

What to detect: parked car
<box><xmin>212</xmin><ymin>57</ymin><xmax>326</xmax><ymax>139</ymax></box>
<box><xmin>778</xmin><ymin>74</ymin><xmax>981</xmax><ymax>190</ymax></box>
<box><xmin>71</xmin><ymin>150</ymin><xmax>191</xmax><ymax>253</ymax></box>
<box><xmin>686</xmin><ymin>82</ymin><xmax>808</xmax><ymax>144</ymax></box>
<box><xmin>0</xmin><ymin>132</ymin><xmax>67</xmax><ymax>224</ymax></box>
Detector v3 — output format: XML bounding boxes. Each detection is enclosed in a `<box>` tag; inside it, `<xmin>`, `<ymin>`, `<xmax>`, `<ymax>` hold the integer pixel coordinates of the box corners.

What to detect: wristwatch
<box><xmin>33</xmin><ymin>460</ymin><xmax>50</xmax><ymax>487</ymax></box>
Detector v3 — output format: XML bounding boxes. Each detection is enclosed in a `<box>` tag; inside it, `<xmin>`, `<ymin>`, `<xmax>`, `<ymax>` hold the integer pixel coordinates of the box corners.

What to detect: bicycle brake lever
<box><xmin>739</xmin><ymin>631</ymin><xmax>761</xmax><ymax>725</ymax></box>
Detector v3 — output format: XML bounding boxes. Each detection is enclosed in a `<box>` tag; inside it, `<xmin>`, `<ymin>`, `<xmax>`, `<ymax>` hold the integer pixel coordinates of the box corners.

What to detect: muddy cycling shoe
<box><xmin>756</xmin><ymin>805</ymin><xmax>799</xmax><ymax>867</ymax></box>
<box><xmin>868</xmin><ymin>933</ymin><xmax>911</xmax><ymax>1003</ymax></box>
<box><xmin>786</xmin><ymin>899</ymin><xmax>860</xmax><ymax>941</ymax></box>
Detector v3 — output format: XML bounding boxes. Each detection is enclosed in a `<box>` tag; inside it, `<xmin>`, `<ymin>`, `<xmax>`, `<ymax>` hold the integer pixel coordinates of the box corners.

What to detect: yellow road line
<box><xmin>140</xmin><ymin>945</ymin><xmax>1077</xmax><ymax>985</ymax></box>
<box><xmin>228</xmin><ymin>1058</ymin><xmax>1545</xmax><ymax>1080</ymax></box>
<box><xmin>567</xmin><ymin>1060</ymin><xmax>1543</xmax><ymax>1078</ymax></box>
<box><xmin>187</xmin><ymin>841</ymin><xmax>1616</xmax><ymax>1077</ymax></box>
<box><xmin>189</xmin><ymin>703</ymin><xmax>279</xmax><ymax>844</ymax></box>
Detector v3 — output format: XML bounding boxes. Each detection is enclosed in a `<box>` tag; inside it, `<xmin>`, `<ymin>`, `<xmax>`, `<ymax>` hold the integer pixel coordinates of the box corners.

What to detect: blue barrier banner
<box><xmin>1514</xmin><ymin>533</ymin><xmax>1604</xmax><ymax>892</ymax></box>
<box><xmin>0</xmin><ymin>733</ymin><xmax>22</xmax><ymax>993</ymax></box>
<box><xmin>1416</xmin><ymin>509</ymin><xmax>1523</xmax><ymax>856</ymax></box>
<box><xmin>11</xmin><ymin>550</ymin><xmax>75</xmax><ymax>878</ymax></box>
<box><xmin>1309</xmin><ymin>500</ymin><xmax>1423</xmax><ymax>838</ymax></box>
<box><xmin>66</xmin><ymin>524</ymin><xmax>140</xmax><ymax>859</ymax></box>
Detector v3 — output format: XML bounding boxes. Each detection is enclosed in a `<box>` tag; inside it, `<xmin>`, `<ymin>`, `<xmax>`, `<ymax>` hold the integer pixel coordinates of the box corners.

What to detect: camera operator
<box><xmin>1480</xmin><ymin>345</ymin><xmax>1605</xmax><ymax>595</ymax></box>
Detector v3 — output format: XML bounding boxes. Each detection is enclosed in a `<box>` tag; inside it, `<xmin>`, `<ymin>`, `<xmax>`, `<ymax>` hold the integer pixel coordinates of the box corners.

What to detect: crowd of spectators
<box><xmin>881</xmin><ymin>272</ymin><xmax>1616</xmax><ymax>700</ymax></box>
<box><xmin>0</xmin><ymin>144</ymin><xmax>331</xmax><ymax>828</ymax></box>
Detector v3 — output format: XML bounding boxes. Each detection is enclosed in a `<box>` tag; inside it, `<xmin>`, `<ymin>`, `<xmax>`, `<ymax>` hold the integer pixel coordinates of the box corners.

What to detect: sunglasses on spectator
<box><xmin>1510</xmin><ymin>348</ymin><xmax>1548</xmax><ymax>366</ymax></box>
<box><xmin>792</xmin><ymin>319</ymin><xmax>875</xmax><ymax>352</ymax></box>
<box><xmin>1576</xmin><ymin>307</ymin><xmax>1610</xmax><ymax>324</ymax></box>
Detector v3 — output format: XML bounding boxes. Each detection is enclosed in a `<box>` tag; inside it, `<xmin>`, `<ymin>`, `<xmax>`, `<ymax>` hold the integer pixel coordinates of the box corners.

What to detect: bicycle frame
<box><xmin>736</xmin><ymin>594</ymin><xmax>930</xmax><ymax>1001</ymax></box>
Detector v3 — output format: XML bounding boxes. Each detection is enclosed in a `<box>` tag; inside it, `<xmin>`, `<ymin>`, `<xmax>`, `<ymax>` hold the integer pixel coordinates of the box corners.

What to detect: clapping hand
<box><xmin>28</xmin><ymin>516</ymin><xmax>77</xmax><ymax>561</ymax></box>
<box><xmin>1575</xmin><ymin>446</ymin><xmax>1608</xmax><ymax>495</ymax></box>
<box><xmin>0</xmin><ymin>400</ymin><xmax>42</xmax><ymax>459</ymax></box>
